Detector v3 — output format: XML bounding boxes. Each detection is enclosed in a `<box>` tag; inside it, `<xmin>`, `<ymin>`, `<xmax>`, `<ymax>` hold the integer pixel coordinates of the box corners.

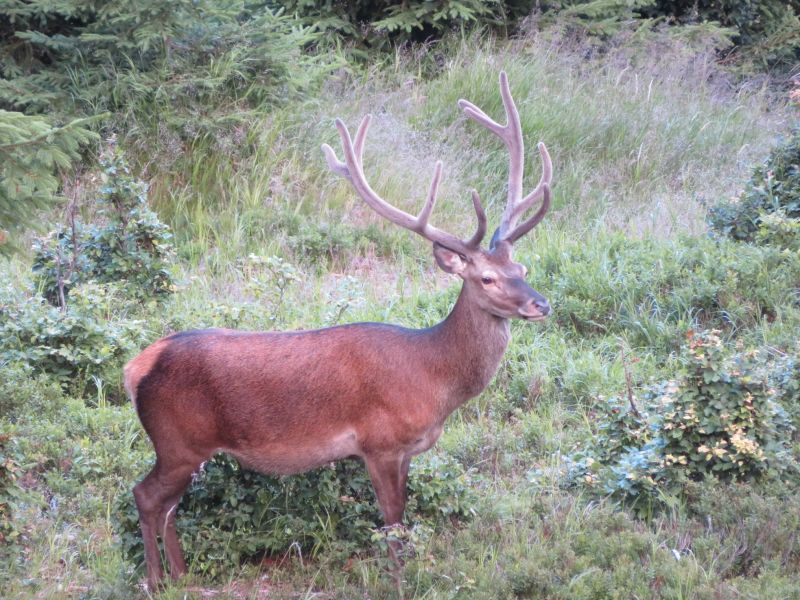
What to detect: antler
<box><xmin>458</xmin><ymin>71</ymin><xmax>552</xmax><ymax>247</ymax></box>
<box><xmin>322</xmin><ymin>115</ymin><xmax>487</xmax><ymax>255</ymax></box>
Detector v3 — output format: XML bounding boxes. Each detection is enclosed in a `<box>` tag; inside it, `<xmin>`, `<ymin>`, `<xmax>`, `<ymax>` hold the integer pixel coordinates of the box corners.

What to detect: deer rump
<box><xmin>127</xmin><ymin>325</ymin><xmax>452</xmax><ymax>476</ymax></box>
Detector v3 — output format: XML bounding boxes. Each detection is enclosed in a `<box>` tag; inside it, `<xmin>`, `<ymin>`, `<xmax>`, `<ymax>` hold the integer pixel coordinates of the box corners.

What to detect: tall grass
<box><xmin>128</xmin><ymin>31</ymin><xmax>791</xmax><ymax>279</ymax></box>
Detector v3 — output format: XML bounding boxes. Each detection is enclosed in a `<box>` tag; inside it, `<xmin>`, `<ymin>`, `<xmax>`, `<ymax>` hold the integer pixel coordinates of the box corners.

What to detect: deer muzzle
<box><xmin>518</xmin><ymin>290</ymin><xmax>550</xmax><ymax>321</ymax></box>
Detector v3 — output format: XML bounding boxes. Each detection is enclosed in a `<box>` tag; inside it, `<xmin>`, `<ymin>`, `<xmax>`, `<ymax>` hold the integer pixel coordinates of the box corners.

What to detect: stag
<box><xmin>126</xmin><ymin>71</ymin><xmax>553</xmax><ymax>589</ymax></box>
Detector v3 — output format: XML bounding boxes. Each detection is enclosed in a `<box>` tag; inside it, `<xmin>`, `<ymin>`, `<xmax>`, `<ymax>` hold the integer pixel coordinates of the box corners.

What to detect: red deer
<box><xmin>125</xmin><ymin>71</ymin><xmax>553</xmax><ymax>590</ymax></box>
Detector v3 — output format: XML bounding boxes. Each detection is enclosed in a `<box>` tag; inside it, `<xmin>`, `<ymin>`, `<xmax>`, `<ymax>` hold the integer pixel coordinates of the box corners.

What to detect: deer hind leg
<box><xmin>157</xmin><ymin>476</ymin><xmax>194</xmax><ymax>580</ymax></box>
<box><xmin>133</xmin><ymin>456</ymin><xmax>200</xmax><ymax>590</ymax></box>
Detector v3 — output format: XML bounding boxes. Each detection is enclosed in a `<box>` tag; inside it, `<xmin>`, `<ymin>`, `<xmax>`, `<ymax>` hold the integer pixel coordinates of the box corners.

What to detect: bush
<box><xmin>32</xmin><ymin>149</ymin><xmax>174</xmax><ymax>307</ymax></box>
<box><xmin>561</xmin><ymin>331</ymin><xmax>798</xmax><ymax>503</ymax></box>
<box><xmin>4</xmin><ymin>399</ymin><xmax>151</xmax><ymax>525</ymax></box>
<box><xmin>0</xmin><ymin>284</ymin><xmax>144</xmax><ymax>399</ymax></box>
<box><xmin>0</xmin><ymin>362</ymin><xmax>66</xmax><ymax>419</ymax></box>
<box><xmin>644</xmin><ymin>0</ymin><xmax>800</xmax><ymax>73</ymax></box>
<box><xmin>708</xmin><ymin>128</ymin><xmax>800</xmax><ymax>243</ymax></box>
<box><xmin>0</xmin><ymin>1</ymin><xmax>325</xmax><ymax>118</ymax></box>
<box><xmin>0</xmin><ymin>433</ymin><xmax>20</xmax><ymax>557</ymax></box>
<box><xmin>116</xmin><ymin>452</ymin><xmax>475</xmax><ymax>578</ymax></box>
<box><xmin>280</xmin><ymin>1</ymin><xmax>524</xmax><ymax>49</ymax></box>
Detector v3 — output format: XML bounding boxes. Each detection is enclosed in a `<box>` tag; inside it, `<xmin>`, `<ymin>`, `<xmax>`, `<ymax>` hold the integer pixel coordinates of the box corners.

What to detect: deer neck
<box><xmin>428</xmin><ymin>283</ymin><xmax>511</xmax><ymax>415</ymax></box>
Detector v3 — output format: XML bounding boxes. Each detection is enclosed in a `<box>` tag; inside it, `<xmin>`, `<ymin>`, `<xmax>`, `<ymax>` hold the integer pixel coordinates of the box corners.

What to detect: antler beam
<box><xmin>322</xmin><ymin>116</ymin><xmax>486</xmax><ymax>255</ymax></box>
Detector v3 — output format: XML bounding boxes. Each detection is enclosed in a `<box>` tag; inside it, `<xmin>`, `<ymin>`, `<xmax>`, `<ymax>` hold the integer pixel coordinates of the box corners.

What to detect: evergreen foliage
<box><xmin>279</xmin><ymin>0</ymin><xmax>521</xmax><ymax>48</ymax></box>
<box><xmin>0</xmin><ymin>1</ymin><xmax>325</xmax><ymax>118</ymax></box>
<box><xmin>538</xmin><ymin>0</ymin><xmax>657</xmax><ymax>37</ymax></box>
<box><xmin>0</xmin><ymin>111</ymin><xmax>97</xmax><ymax>254</ymax></box>
<box><xmin>643</xmin><ymin>0</ymin><xmax>800</xmax><ymax>72</ymax></box>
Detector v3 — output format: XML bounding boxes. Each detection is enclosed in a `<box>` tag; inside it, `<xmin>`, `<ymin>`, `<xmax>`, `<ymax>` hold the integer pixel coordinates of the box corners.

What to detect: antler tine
<box><xmin>323</xmin><ymin>117</ymin><xmax>486</xmax><ymax>253</ymax></box>
<box><xmin>465</xmin><ymin>190</ymin><xmax>487</xmax><ymax>248</ymax></box>
<box><xmin>322</xmin><ymin>115</ymin><xmax>372</xmax><ymax>180</ymax></box>
<box><xmin>512</xmin><ymin>142</ymin><xmax>552</xmax><ymax>222</ymax></box>
<box><xmin>459</xmin><ymin>72</ymin><xmax>524</xmax><ymax>235</ymax></box>
<box><xmin>504</xmin><ymin>184</ymin><xmax>551</xmax><ymax>245</ymax></box>
<box><xmin>458</xmin><ymin>71</ymin><xmax>553</xmax><ymax>246</ymax></box>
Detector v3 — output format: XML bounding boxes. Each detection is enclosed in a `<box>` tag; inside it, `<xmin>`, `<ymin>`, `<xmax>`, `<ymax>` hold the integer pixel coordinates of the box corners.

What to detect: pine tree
<box><xmin>0</xmin><ymin>111</ymin><xmax>97</xmax><ymax>254</ymax></box>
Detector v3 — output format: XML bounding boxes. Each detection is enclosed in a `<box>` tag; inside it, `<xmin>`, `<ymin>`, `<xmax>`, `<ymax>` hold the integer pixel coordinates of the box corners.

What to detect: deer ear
<box><xmin>433</xmin><ymin>242</ymin><xmax>468</xmax><ymax>275</ymax></box>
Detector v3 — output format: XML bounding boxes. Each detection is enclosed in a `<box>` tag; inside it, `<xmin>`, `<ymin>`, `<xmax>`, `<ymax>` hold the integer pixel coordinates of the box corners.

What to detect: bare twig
<box><xmin>619</xmin><ymin>341</ymin><xmax>641</xmax><ymax>418</ymax></box>
<box><xmin>55</xmin><ymin>239</ymin><xmax>67</xmax><ymax>313</ymax></box>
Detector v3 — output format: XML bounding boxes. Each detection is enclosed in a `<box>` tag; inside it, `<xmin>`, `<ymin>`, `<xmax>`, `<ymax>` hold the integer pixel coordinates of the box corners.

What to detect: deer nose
<box><xmin>519</xmin><ymin>295</ymin><xmax>550</xmax><ymax>320</ymax></box>
<box><xmin>534</xmin><ymin>299</ymin><xmax>550</xmax><ymax>316</ymax></box>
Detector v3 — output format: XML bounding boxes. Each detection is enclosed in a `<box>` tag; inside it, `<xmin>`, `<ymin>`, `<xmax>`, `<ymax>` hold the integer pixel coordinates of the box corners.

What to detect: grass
<box><xmin>2</xmin><ymin>29</ymin><xmax>800</xmax><ymax>599</ymax></box>
<box><xmin>127</xmin><ymin>31</ymin><xmax>788</xmax><ymax>271</ymax></box>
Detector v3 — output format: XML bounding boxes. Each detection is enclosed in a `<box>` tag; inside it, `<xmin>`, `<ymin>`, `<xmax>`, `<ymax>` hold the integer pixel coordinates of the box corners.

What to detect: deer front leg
<box><xmin>365</xmin><ymin>453</ymin><xmax>409</xmax><ymax>526</ymax></box>
<box><xmin>365</xmin><ymin>453</ymin><xmax>412</xmax><ymax>596</ymax></box>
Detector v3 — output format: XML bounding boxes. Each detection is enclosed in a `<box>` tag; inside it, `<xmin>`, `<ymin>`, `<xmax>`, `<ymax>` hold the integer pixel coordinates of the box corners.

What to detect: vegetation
<box><xmin>0</xmin><ymin>112</ymin><xmax>97</xmax><ymax>253</ymax></box>
<box><xmin>709</xmin><ymin>127</ymin><xmax>800</xmax><ymax>243</ymax></box>
<box><xmin>1</xmin><ymin>1</ymin><xmax>800</xmax><ymax>598</ymax></box>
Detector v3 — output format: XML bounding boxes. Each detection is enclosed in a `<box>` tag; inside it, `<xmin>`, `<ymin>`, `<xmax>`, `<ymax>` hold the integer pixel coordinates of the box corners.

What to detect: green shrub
<box><xmin>708</xmin><ymin>128</ymin><xmax>800</xmax><ymax>243</ymax></box>
<box><xmin>768</xmin><ymin>348</ymin><xmax>800</xmax><ymax>436</ymax></box>
<box><xmin>0</xmin><ymin>362</ymin><xmax>66</xmax><ymax>419</ymax></box>
<box><xmin>280</xmin><ymin>1</ymin><xmax>521</xmax><ymax>49</ymax></box>
<box><xmin>0</xmin><ymin>284</ymin><xmax>144</xmax><ymax>399</ymax></box>
<box><xmin>5</xmin><ymin>399</ymin><xmax>150</xmax><ymax>524</ymax></box>
<box><xmin>643</xmin><ymin>0</ymin><xmax>800</xmax><ymax>72</ymax></box>
<box><xmin>116</xmin><ymin>452</ymin><xmax>475</xmax><ymax>578</ymax></box>
<box><xmin>0</xmin><ymin>1</ymin><xmax>325</xmax><ymax>117</ymax></box>
<box><xmin>657</xmin><ymin>331</ymin><xmax>794</xmax><ymax>480</ymax></box>
<box><xmin>32</xmin><ymin>149</ymin><xmax>174</xmax><ymax>307</ymax></box>
<box><xmin>756</xmin><ymin>209</ymin><xmax>800</xmax><ymax>251</ymax></box>
<box><xmin>0</xmin><ymin>433</ymin><xmax>20</xmax><ymax>556</ymax></box>
<box><xmin>534</xmin><ymin>233</ymin><xmax>800</xmax><ymax>349</ymax></box>
<box><xmin>561</xmin><ymin>331</ymin><xmax>798</xmax><ymax>503</ymax></box>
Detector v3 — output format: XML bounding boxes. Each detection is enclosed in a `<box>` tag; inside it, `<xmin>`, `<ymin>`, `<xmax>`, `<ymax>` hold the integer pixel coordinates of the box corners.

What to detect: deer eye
<box><xmin>481</xmin><ymin>276</ymin><xmax>495</xmax><ymax>285</ymax></box>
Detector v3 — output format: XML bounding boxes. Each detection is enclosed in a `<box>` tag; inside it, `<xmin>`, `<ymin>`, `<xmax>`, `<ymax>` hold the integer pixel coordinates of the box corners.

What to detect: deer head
<box><xmin>322</xmin><ymin>71</ymin><xmax>553</xmax><ymax>322</ymax></box>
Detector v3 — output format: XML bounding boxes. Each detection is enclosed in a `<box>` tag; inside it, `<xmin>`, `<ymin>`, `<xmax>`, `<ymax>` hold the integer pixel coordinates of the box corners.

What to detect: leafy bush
<box><xmin>116</xmin><ymin>452</ymin><xmax>475</xmax><ymax>578</ymax></box>
<box><xmin>708</xmin><ymin>128</ymin><xmax>800</xmax><ymax>243</ymax></box>
<box><xmin>5</xmin><ymin>399</ymin><xmax>151</xmax><ymax>525</ymax></box>
<box><xmin>768</xmin><ymin>348</ymin><xmax>800</xmax><ymax>435</ymax></box>
<box><xmin>0</xmin><ymin>362</ymin><xmax>66</xmax><ymax>419</ymax></box>
<box><xmin>32</xmin><ymin>149</ymin><xmax>174</xmax><ymax>306</ymax></box>
<box><xmin>0</xmin><ymin>433</ymin><xmax>20</xmax><ymax>556</ymax></box>
<box><xmin>0</xmin><ymin>284</ymin><xmax>144</xmax><ymax>399</ymax></box>
<box><xmin>656</xmin><ymin>332</ymin><xmax>794</xmax><ymax>480</ymax></box>
<box><xmin>561</xmin><ymin>331</ymin><xmax>798</xmax><ymax>503</ymax></box>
